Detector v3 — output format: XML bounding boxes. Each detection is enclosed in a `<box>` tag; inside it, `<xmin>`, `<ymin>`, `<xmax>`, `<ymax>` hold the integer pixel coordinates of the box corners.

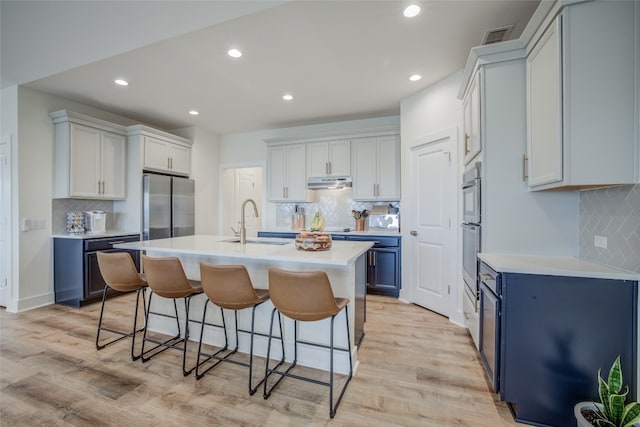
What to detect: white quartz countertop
<box><xmin>114</xmin><ymin>235</ymin><xmax>374</xmax><ymax>266</ymax></box>
<box><xmin>52</xmin><ymin>231</ymin><xmax>140</xmax><ymax>239</ymax></box>
<box><xmin>478</xmin><ymin>253</ymin><xmax>640</xmax><ymax>281</ymax></box>
<box><xmin>259</xmin><ymin>229</ymin><xmax>401</xmax><ymax>237</ymax></box>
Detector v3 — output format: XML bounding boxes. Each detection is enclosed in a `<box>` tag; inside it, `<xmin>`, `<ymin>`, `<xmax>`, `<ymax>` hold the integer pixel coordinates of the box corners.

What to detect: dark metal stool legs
<box><xmin>95</xmin><ymin>285</ymin><xmax>147</xmax><ymax>361</ymax></box>
<box><xmin>263</xmin><ymin>306</ymin><xmax>353</xmax><ymax>418</ymax></box>
<box><xmin>196</xmin><ymin>300</ymin><xmax>284</xmax><ymax>395</ymax></box>
<box><xmin>140</xmin><ymin>292</ymin><xmax>196</xmax><ymax>376</ymax></box>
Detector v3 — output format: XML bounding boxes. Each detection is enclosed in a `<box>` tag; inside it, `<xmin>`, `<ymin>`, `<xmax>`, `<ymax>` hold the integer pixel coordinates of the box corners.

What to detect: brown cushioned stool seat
<box><xmin>96</xmin><ymin>251</ymin><xmax>148</xmax><ymax>360</ymax></box>
<box><xmin>264</xmin><ymin>267</ymin><xmax>353</xmax><ymax>418</ymax></box>
<box><xmin>140</xmin><ymin>255</ymin><xmax>202</xmax><ymax>376</ymax></box>
<box><xmin>195</xmin><ymin>262</ymin><xmax>283</xmax><ymax>395</ymax></box>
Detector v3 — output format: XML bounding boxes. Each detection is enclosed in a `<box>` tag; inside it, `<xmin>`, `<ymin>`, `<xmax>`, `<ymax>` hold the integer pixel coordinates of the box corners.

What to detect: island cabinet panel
<box><xmin>525</xmin><ymin>0</ymin><xmax>639</xmax><ymax>189</ymax></box>
<box><xmin>499</xmin><ymin>272</ymin><xmax>637</xmax><ymax>427</ymax></box>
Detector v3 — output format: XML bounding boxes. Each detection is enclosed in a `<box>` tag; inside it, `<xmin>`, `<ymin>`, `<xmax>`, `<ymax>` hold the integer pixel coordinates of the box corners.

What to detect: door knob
<box><xmin>410</xmin><ymin>230</ymin><xmax>418</xmax><ymax>236</ymax></box>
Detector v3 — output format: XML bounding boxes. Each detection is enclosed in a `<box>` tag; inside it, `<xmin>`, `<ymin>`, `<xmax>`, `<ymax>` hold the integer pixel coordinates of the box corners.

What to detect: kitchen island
<box><xmin>115</xmin><ymin>235</ymin><xmax>373</xmax><ymax>374</ymax></box>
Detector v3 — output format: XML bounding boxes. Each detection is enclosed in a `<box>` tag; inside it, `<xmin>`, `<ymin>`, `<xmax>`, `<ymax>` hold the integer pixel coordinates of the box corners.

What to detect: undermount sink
<box><xmin>220</xmin><ymin>238</ymin><xmax>290</xmax><ymax>245</ymax></box>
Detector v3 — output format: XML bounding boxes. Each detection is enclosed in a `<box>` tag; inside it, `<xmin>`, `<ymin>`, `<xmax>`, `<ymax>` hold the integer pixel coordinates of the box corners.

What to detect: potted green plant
<box><xmin>575</xmin><ymin>356</ymin><xmax>640</xmax><ymax>427</ymax></box>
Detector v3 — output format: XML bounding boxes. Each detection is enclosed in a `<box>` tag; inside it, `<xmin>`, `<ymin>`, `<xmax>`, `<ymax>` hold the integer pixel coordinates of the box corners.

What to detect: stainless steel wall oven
<box><xmin>462</xmin><ymin>162</ymin><xmax>481</xmax><ymax>348</ymax></box>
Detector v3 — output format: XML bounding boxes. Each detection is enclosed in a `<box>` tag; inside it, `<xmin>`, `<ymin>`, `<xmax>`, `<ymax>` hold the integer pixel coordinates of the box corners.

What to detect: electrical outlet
<box><xmin>21</xmin><ymin>218</ymin><xmax>31</xmax><ymax>232</ymax></box>
<box><xmin>594</xmin><ymin>235</ymin><xmax>608</xmax><ymax>249</ymax></box>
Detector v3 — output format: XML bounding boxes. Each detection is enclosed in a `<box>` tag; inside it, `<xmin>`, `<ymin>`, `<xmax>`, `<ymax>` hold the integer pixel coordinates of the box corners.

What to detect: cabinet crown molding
<box><xmin>49</xmin><ymin>110</ymin><xmax>127</xmax><ymax>135</ymax></box>
<box><xmin>126</xmin><ymin>124</ymin><xmax>192</xmax><ymax>147</ymax></box>
<box><xmin>264</xmin><ymin>125</ymin><xmax>400</xmax><ymax>146</ymax></box>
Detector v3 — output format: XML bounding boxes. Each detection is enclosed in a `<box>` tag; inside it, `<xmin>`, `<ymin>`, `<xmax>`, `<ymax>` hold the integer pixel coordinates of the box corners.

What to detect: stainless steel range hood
<box><xmin>307</xmin><ymin>176</ymin><xmax>352</xmax><ymax>190</ymax></box>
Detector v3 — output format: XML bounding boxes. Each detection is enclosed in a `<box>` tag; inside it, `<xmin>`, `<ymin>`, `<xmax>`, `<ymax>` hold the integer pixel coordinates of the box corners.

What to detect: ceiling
<box><xmin>4</xmin><ymin>1</ymin><xmax>540</xmax><ymax>135</ymax></box>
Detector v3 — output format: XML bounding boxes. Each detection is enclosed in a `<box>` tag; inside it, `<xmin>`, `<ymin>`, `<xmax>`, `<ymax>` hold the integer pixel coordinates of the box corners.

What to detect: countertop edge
<box><xmin>114</xmin><ymin>236</ymin><xmax>373</xmax><ymax>267</ymax></box>
<box><xmin>52</xmin><ymin>231</ymin><xmax>140</xmax><ymax>239</ymax></box>
<box><xmin>478</xmin><ymin>253</ymin><xmax>640</xmax><ymax>281</ymax></box>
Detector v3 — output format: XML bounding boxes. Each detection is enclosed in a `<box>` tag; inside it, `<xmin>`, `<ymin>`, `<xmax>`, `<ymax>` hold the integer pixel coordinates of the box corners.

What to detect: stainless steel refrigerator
<box><xmin>143</xmin><ymin>173</ymin><xmax>195</xmax><ymax>240</ymax></box>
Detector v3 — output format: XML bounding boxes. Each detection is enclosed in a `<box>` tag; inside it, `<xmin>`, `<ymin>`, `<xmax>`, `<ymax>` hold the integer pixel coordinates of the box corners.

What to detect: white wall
<box><xmin>13</xmin><ymin>87</ymin><xmax>140</xmax><ymax>311</ymax></box>
<box><xmin>173</xmin><ymin>127</ymin><xmax>220</xmax><ymax>235</ymax></box>
<box><xmin>400</xmin><ymin>70</ymin><xmax>464</xmax><ymax>326</ymax></box>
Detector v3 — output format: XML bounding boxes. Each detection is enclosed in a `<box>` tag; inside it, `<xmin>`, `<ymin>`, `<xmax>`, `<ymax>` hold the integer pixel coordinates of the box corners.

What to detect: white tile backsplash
<box><xmin>579</xmin><ymin>184</ymin><xmax>640</xmax><ymax>273</ymax></box>
<box><xmin>275</xmin><ymin>188</ymin><xmax>399</xmax><ymax>231</ymax></box>
<box><xmin>52</xmin><ymin>199</ymin><xmax>116</xmax><ymax>234</ymax></box>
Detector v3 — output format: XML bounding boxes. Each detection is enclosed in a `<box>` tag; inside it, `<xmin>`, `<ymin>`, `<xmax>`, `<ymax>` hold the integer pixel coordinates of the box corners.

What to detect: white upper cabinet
<box><xmin>462</xmin><ymin>70</ymin><xmax>482</xmax><ymax>165</ymax></box>
<box><xmin>50</xmin><ymin>110</ymin><xmax>126</xmax><ymax>200</ymax></box>
<box><xmin>128</xmin><ymin>125</ymin><xmax>192</xmax><ymax>177</ymax></box>
<box><xmin>267</xmin><ymin>144</ymin><xmax>308</xmax><ymax>202</ymax></box>
<box><xmin>352</xmin><ymin>135</ymin><xmax>400</xmax><ymax>200</ymax></box>
<box><xmin>525</xmin><ymin>1</ymin><xmax>639</xmax><ymax>189</ymax></box>
<box><xmin>306</xmin><ymin>140</ymin><xmax>351</xmax><ymax>177</ymax></box>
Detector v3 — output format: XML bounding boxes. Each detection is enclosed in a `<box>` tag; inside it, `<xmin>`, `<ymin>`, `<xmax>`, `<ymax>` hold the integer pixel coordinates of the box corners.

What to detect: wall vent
<box><xmin>481</xmin><ymin>25</ymin><xmax>514</xmax><ymax>45</ymax></box>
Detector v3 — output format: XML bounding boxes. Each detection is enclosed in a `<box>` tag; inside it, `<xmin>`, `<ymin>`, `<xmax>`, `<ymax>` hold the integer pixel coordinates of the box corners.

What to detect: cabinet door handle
<box><xmin>168</xmin><ymin>157</ymin><xmax>171</xmax><ymax>169</ymax></box>
<box><xmin>372</xmin><ymin>251</ymin><xmax>376</xmax><ymax>267</ymax></box>
<box><xmin>522</xmin><ymin>154</ymin><xmax>528</xmax><ymax>181</ymax></box>
<box><xmin>101</xmin><ymin>181</ymin><xmax>105</xmax><ymax>194</ymax></box>
<box><xmin>328</xmin><ymin>161</ymin><xmax>332</xmax><ymax>175</ymax></box>
<box><xmin>464</xmin><ymin>133</ymin><xmax>470</xmax><ymax>155</ymax></box>
<box><xmin>108</xmin><ymin>241</ymin><xmax>125</xmax><ymax>245</ymax></box>
<box><xmin>410</xmin><ymin>230</ymin><xmax>418</xmax><ymax>236</ymax></box>
<box><xmin>325</xmin><ymin>162</ymin><xmax>329</xmax><ymax>175</ymax></box>
<box><xmin>283</xmin><ymin>187</ymin><xmax>286</xmax><ymax>199</ymax></box>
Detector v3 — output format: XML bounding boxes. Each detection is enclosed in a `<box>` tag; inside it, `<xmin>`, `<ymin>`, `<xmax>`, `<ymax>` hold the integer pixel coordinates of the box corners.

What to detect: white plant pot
<box><xmin>574</xmin><ymin>401</ymin><xmax>599</xmax><ymax>427</ymax></box>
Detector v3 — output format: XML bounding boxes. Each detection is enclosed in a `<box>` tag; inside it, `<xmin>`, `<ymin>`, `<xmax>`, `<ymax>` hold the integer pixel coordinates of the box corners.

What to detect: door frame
<box><xmin>0</xmin><ymin>134</ymin><xmax>16</xmax><ymax>311</ymax></box>
<box><xmin>218</xmin><ymin>161</ymin><xmax>266</xmax><ymax>235</ymax></box>
<box><xmin>400</xmin><ymin>127</ymin><xmax>461</xmax><ymax>324</ymax></box>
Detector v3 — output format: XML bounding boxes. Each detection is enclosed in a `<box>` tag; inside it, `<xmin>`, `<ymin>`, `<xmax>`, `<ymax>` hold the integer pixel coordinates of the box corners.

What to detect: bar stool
<box><xmin>95</xmin><ymin>251</ymin><xmax>147</xmax><ymax>360</ymax></box>
<box><xmin>140</xmin><ymin>255</ymin><xmax>202</xmax><ymax>376</ymax></box>
<box><xmin>264</xmin><ymin>267</ymin><xmax>353</xmax><ymax>418</ymax></box>
<box><xmin>196</xmin><ymin>262</ymin><xmax>284</xmax><ymax>395</ymax></box>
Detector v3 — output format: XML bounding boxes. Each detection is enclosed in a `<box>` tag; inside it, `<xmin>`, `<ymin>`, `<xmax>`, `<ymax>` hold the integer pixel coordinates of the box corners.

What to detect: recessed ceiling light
<box><xmin>227</xmin><ymin>48</ymin><xmax>242</xmax><ymax>58</ymax></box>
<box><xmin>409</xmin><ymin>74</ymin><xmax>422</xmax><ymax>82</ymax></box>
<box><xmin>189</xmin><ymin>110</ymin><xmax>199</xmax><ymax>116</ymax></box>
<box><xmin>282</xmin><ymin>94</ymin><xmax>293</xmax><ymax>101</ymax></box>
<box><xmin>403</xmin><ymin>4</ymin><xmax>421</xmax><ymax>18</ymax></box>
<box><xmin>114</xmin><ymin>79</ymin><xmax>129</xmax><ymax>86</ymax></box>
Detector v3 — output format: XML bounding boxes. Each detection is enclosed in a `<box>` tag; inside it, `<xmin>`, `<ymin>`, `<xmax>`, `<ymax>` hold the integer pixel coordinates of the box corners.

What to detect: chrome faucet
<box><xmin>240</xmin><ymin>198</ymin><xmax>259</xmax><ymax>244</ymax></box>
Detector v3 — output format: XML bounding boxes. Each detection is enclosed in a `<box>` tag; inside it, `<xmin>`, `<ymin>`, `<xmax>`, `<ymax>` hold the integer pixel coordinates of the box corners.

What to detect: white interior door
<box><xmin>0</xmin><ymin>135</ymin><xmax>12</xmax><ymax>308</ymax></box>
<box><xmin>406</xmin><ymin>129</ymin><xmax>456</xmax><ymax>317</ymax></box>
<box><xmin>237</xmin><ymin>169</ymin><xmax>260</xmax><ymax>237</ymax></box>
<box><xmin>222</xmin><ymin>166</ymin><xmax>263</xmax><ymax>237</ymax></box>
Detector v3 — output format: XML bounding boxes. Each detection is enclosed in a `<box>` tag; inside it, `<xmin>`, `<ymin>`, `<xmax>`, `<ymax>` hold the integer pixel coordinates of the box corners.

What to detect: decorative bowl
<box><xmin>295</xmin><ymin>232</ymin><xmax>332</xmax><ymax>251</ymax></box>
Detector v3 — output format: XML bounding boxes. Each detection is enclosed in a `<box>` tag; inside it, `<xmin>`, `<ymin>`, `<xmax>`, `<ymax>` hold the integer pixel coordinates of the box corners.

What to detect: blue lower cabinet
<box><xmin>345</xmin><ymin>235</ymin><xmax>401</xmax><ymax>297</ymax></box>
<box><xmin>499</xmin><ymin>273</ymin><xmax>637</xmax><ymax>427</ymax></box>
<box><xmin>258</xmin><ymin>231</ymin><xmax>402</xmax><ymax>297</ymax></box>
<box><xmin>53</xmin><ymin>234</ymin><xmax>141</xmax><ymax>307</ymax></box>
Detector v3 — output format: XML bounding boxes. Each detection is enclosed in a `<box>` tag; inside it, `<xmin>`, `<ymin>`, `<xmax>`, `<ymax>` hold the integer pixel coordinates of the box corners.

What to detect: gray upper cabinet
<box><xmin>306</xmin><ymin>140</ymin><xmax>351</xmax><ymax>177</ymax></box>
<box><xmin>525</xmin><ymin>1</ymin><xmax>639</xmax><ymax>190</ymax></box>
<box><xmin>50</xmin><ymin>110</ymin><xmax>127</xmax><ymax>200</ymax></box>
<box><xmin>462</xmin><ymin>70</ymin><xmax>482</xmax><ymax>165</ymax></box>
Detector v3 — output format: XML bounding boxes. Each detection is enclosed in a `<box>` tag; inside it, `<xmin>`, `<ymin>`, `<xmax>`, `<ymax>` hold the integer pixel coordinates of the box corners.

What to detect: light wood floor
<box><xmin>1</xmin><ymin>295</ymin><xmax>517</xmax><ymax>426</ymax></box>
